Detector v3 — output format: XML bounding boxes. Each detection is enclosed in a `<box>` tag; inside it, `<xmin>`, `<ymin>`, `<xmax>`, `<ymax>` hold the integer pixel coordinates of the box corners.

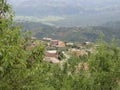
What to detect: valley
<box><xmin>18</xmin><ymin>21</ymin><xmax>120</xmax><ymax>44</ymax></box>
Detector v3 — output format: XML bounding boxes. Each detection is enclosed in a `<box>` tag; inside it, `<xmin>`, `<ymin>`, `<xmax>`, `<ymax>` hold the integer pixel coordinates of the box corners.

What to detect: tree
<box><xmin>88</xmin><ymin>40</ymin><xmax>120</xmax><ymax>90</ymax></box>
<box><xmin>0</xmin><ymin>1</ymin><xmax>45</xmax><ymax>89</ymax></box>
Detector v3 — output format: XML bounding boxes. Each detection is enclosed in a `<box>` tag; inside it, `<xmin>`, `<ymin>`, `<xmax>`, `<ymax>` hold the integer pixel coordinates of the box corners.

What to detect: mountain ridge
<box><xmin>18</xmin><ymin>21</ymin><xmax>120</xmax><ymax>44</ymax></box>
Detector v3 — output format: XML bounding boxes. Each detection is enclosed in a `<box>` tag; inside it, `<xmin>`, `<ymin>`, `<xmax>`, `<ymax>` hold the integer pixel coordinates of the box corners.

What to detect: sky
<box><xmin>8</xmin><ymin>0</ymin><xmax>120</xmax><ymax>26</ymax></box>
<box><xmin>9</xmin><ymin>0</ymin><xmax>120</xmax><ymax>9</ymax></box>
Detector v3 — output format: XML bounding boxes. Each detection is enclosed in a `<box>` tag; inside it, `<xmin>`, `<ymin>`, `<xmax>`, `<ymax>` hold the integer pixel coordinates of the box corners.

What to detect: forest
<box><xmin>0</xmin><ymin>0</ymin><xmax>120</xmax><ymax>90</ymax></box>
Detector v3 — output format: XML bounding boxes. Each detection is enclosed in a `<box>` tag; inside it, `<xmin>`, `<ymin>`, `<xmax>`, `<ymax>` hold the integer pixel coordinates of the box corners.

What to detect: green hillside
<box><xmin>18</xmin><ymin>21</ymin><xmax>120</xmax><ymax>43</ymax></box>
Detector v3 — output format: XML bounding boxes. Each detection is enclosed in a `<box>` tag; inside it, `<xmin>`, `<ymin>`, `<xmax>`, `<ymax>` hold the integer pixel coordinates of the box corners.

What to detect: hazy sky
<box><xmin>9</xmin><ymin>0</ymin><xmax>120</xmax><ymax>16</ymax></box>
<box><xmin>9</xmin><ymin>0</ymin><xmax>120</xmax><ymax>5</ymax></box>
<box><xmin>9</xmin><ymin>0</ymin><xmax>120</xmax><ymax>8</ymax></box>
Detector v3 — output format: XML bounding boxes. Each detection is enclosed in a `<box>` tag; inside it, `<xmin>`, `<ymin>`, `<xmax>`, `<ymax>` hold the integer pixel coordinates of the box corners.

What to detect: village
<box><xmin>27</xmin><ymin>37</ymin><xmax>96</xmax><ymax>64</ymax></box>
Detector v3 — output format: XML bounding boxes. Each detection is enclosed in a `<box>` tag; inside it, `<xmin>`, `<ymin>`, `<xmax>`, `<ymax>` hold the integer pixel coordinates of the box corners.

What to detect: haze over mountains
<box><xmin>10</xmin><ymin>0</ymin><xmax>120</xmax><ymax>15</ymax></box>
<box><xmin>9</xmin><ymin>0</ymin><xmax>120</xmax><ymax>26</ymax></box>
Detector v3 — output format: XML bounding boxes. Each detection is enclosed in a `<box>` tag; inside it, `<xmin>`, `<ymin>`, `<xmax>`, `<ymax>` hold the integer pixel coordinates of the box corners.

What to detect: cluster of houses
<box><xmin>42</xmin><ymin>37</ymin><xmax>94</xmax><ymax>63</ymax></box>
<box><xmin>22</xmin><ymin>36</ymin><xmax>95</xmax><ymax>64</ymax></box>
<box><xmin>42</xmin><ymin>37</ymin><xmax>65</xmax><ymax>63</ymax></box>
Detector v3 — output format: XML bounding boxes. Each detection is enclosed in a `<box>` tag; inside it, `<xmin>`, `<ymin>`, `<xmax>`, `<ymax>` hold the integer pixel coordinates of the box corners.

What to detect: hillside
<box><xmin>18</xmin><ymin>21</ymin><xmax>120</xmax><ymax>43</ymax></box>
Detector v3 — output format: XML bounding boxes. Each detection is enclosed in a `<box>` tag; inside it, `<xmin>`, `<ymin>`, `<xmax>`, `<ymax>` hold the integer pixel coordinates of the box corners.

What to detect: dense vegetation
<box><xmin>0</xmin><ymin>1</ymin><xmax>45</xmax><ymax>89</ymax></box>
<box><xmin>0</xmin><ymin>0</ymin><xmax>120</xmax><ymax>90</ymax></box>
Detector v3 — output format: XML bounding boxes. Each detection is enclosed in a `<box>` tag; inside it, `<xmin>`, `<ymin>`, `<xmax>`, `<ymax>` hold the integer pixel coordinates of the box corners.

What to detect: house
<box><xmin>57</xmin><ymin>40</ymin><xmax>65</xmax><ymax>47</ymax></box>
<box><xmin>50</xmin><ymin>40</ymin><xmax>65</xmax><ymax>47</ymax></box>
<box><xmin>43</xmin><ymin>37</ymin><xmax>52</xmax><ymax>41</ymax></box>
<box><xmin>44</xmin><ymin>57</ymin><xmax>60</xmax><ymax>63</ymax></box>
<box><xmin>66</xmin><ymin>42</ymin><xmax>74</xmax><ymax>46</ymax></box>
<box><xmin>44</xmin><ymin>50</ymin><xmax>60</xmax><ymax>63</ymax></box>
<box><xmin>45</xmin><ymin>50</ymin><xmax>58</xmax><ymax>58</ymax></box>
<box><xmin>69</xmin><ymin>49</ymin><xmax>86</xmax><ymax>56</ymax></box>
<box><xmin>50</xmin><ymin>40</ymin><xmax>58</xmax><ymax>47</ymax></box>
<box><xmin>84</xmin><ymin>42</ymin><xmax>91</xmax><ymax>45</ymax></box>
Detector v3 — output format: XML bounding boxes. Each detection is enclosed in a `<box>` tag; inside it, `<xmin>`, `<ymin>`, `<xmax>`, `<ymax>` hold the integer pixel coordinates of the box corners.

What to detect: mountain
<box><xmin>18</xmin><ymin>21</ymin><xmax>120</xmax><ymax>44</ymax></box>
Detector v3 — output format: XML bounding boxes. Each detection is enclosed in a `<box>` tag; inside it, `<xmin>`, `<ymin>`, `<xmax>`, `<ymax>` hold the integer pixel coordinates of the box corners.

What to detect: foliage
<box><xmin>88</xmin><ymin>40</ymin><xmax>120</xmax><ymax>90</ymax></box>
<box><xmin>0</xmin><ymin>1</ymin><xmax>45</xmax><ymax>89</ymax></box>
